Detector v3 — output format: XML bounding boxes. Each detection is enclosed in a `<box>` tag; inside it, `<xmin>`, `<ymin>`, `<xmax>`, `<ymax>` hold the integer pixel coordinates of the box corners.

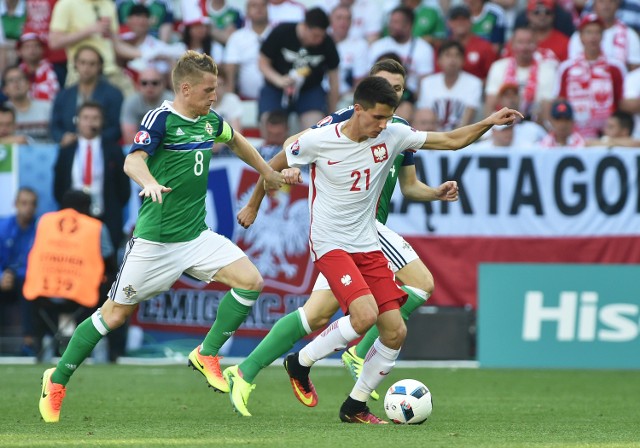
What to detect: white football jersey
<box><xmin>286</xmin><ymin>122</ymin><xmax>427</xmax><ymax>260</ymax></box>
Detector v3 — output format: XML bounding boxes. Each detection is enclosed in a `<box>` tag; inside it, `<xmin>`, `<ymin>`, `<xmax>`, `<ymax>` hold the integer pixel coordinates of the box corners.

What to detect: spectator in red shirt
<box><xmin>447</xmin><ymin>5</ymin><xmax>497</xmax><ymax>81</ymax></box>
<box><xmin>526</xmin><ymin>0</ymin><xmax>570</xmax><ymax>62</ymax></box>
<box><xmin>555</xmin><ymin>14</ymin><xmax>626</xmax><ymax>138</ymax></box>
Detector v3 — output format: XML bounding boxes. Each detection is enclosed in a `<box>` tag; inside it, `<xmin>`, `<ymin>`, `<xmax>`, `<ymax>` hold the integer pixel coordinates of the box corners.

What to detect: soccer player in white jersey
<box><xmin>223</xmin><ymin>60</ymin><xmax>458</xmax><ymax>417</ymax></box>
<box><xmin>37</xmin><ymin>51</ymin><xmax>285</xmax><ymax>423</ymax></box>
<box><xmin>235</xmin><ymin>76</ymin><xmax>520</xmax><ymax>423</ymax></box>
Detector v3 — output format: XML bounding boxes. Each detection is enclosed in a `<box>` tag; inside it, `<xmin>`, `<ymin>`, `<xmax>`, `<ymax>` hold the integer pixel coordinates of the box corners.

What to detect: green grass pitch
<box><xmin>1</xmin><ymin>364</ymin><xmax>638</xmax><ymax>447</ymax></box>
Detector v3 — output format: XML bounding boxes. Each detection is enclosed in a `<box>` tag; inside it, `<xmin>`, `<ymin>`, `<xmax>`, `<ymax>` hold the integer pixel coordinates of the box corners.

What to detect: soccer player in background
<box><xmin>38</xmin><ymin>50</ymin><xmax>285</xmax><ymax>423</ymax></box>
<box><xmin>226</xmin><ymin>75</ymin><xmax>521</xmax><ymax>422</ymax></box>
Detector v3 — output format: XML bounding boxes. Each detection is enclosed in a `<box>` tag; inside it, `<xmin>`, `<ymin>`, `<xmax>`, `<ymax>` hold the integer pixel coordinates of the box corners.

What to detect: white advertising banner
<box><xmin>385</xmin><ymin>147</ymin><xmax>640</xmax><ymax>237</ymax></box>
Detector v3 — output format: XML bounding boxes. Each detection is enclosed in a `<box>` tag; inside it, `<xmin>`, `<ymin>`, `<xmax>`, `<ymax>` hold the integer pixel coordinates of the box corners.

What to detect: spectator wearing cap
<box><xmin>368</xmin><ymin>6</ymin><xmax>434</xmax><ymax>96</ymax></box>
<box><xmin>586</xmin><ymin>110</ymin><xmax>640</xmax><ymax>146</ymax></box>
<box><xmin>484</xmin><ymin>26</ymin><xmax>558</xmax><ymax>122</ymax></box>
<box><xmin>620</xmin><ymin>65</ymin><xmax>640</xmax><ymax>138</ymax></box>
<box><xmin>447</xmin><ymin>5</ymin><xmax>497</xmax><ymax>81</ymax></box>
<box><xmin>17</xmin><ymin>32</ymin><xmax>60</xmax><ymax>101</ymax></box>
<box><xmin>180</xmin><ymin>0</ymin><xmax>224</xmax><ymax>63</ymax></box>
<box><xmin>116</xmin><ymin>0</ymin><xmax>175</xmax><ymax>43</ymax></box>
<box><xmin>2</xmin><ymin>66</ymin><xmax>52</xmax><ymax>143</ymax></box>
<box><xmin>541</xmin><ymin>99</ymin><xmax>586</xmax><ymax>147</ymax></box>
<box><xmin>223</xmin><ymin>0</ymin><xmax>271</xmax><ymax>100</ymax></box>
<box><xmin>416</xmin><ymin>41</ymin><xmax>482</xmax><ymax>131</ymax></box>
<box><xmin>514</xmin><ymin>0</ymin><xmax>576</xmax><ymax>37</ymax></box>
<box><xmin>569</xmin><ymin>0</ymin><xmax>640</xmax><ymax>70</ymax></box>
<box><xmin>525</xmin><ymin>0</ymin><xmax>570</xmax><ymax>62</ymax></box>
<box><xmin>555</xmin><ymin>14</ymin><xmax>626</xmax><ymax>138</ymax></box>
<box><xmin>463</xmin><ymin>0</ymin><xmax>507</xmax><ymax>53</ymax></box>
<box><xmin>23</xmin><ymin>0</ymin><xmax>68</xmax><ymax>86</ymax></box>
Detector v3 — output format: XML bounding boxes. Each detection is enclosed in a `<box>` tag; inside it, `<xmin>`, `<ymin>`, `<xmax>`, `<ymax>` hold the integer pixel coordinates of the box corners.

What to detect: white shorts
<box><xmin>312</xmin><ymin>221</ymin><xmax>419</xmax><ymax>291</ymax></box>
<box><xmin>108</xmin><ymin>229</ymin><xmax>246</xmax><ymax>305</ymax></box>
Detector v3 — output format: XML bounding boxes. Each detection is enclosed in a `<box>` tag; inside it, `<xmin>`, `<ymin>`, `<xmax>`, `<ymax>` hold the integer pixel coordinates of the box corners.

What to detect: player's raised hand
<box><xmin>435</xmin><ymin>180</ymin><xmax>459</xmax><ymax>202</ymax></box>
<box><xmin>487</xmin><ymin>107</ymin><xmax>524</xmax><ymax>126</ymax></box>
<box><xmin>282</xmin><ymin>168</ymin><xmax>302</xmax><ymax>185</ymax></box>
<box><xmin>139</xmin><ymin>184</ymin><xmax>172</xmax><ymax>203</ymax></box>
<box><xmin>237</xmin><ymin>204</ymin><xmax>258</xmax><ymax>229</ymax></box>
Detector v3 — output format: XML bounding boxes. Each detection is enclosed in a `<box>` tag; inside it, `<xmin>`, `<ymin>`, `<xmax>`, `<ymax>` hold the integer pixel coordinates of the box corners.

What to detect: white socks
<box><xmin>299</xmin><ymin>316</ymin><xmax>360</xmax><ymax>367</ymax></box>
<box><xmin>350</xmin><ymin>338</ymin><xmax>400</xmax><ymax>402</ymax></box>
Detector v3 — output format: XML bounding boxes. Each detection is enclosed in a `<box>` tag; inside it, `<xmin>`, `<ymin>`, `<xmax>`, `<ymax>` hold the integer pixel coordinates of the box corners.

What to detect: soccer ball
<box><xmin>383</xmin><ymin>379</ymin><xmax>433</xmax><ymax>424</ymax></box>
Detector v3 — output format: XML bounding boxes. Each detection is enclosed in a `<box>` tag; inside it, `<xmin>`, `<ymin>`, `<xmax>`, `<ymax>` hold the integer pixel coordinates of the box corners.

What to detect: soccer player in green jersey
<box><xmin>38</xmin><ymin>50</ymin><xmax>285</xmax><ymax>423</ymax></box>
<box><xmin>222</xmin><ymin>59</ymin><xmax>459</xmax><ymax>417</ymax></box>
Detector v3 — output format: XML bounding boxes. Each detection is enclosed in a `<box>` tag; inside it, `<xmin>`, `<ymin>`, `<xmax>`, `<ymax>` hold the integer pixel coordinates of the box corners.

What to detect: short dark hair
<box><xmin>305</xmin><ymin>7</ymin><xmax>330</xmax><ymax>30</ymax></box>
<box><xmin>391</xmin><ymin>6</ymin><xmax>415</xmax><ymax>25</ymax></box>
<box><xmin>438</xmin><ymin>40</ymin><xmax>465</xmax><ymax>58</ymax></box>
<box><xmin>74</xmin><ymin>45</ymin><xmax>104</xmax><ymax>66</ymax></box>
<box><xmin>0</xmin><ymin>103</ymin><xmax>16</xmax><ymax>121</ymax></box>
<box><xmin>129</xmin><ymin>4</ymin><xmax>151</xmax><ymax>17</ymax></box>
<box><xmin>61</xmin><ymin>190</ymin><xmax>92</xmax><ymax>215</ymax></box>
<box><xmin>370</xmin><ymin>58</ymin><xmax>406</xmax><ymax>79</ymax></box>
<box><xmin>354</xmin><ymin>76</ymin><xmax>399</xmax><ymax>110</ymax></box>
<box><xmin>2</xmin><ymin>65</ymin><xmax>26</xmax><ymax>87</ymax></box>
<box><xmin>611</xmin><ymin>110</ymin><xmax>634</xmax><ymax>136</ymax></box>
<box><xmin>266</xmin><ymin>110</ymin><xmax>289</xmax><ymax>127</ymax></box>
<box><xmin>76</xmin><ymin>100</ymin><xmax>104</xmax><ymax>119</ymax></box>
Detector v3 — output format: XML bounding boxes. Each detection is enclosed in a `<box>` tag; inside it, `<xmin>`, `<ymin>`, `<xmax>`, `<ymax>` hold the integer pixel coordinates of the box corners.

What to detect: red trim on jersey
<box><xmin>309</xmin><ymin>163</ymin><xmax>318</xmax><ymax>260</ymax></box>
<box><xmin>334</xmin><ymin>123</ymin><xmax>341</xmax><ymax>138</ymax></box>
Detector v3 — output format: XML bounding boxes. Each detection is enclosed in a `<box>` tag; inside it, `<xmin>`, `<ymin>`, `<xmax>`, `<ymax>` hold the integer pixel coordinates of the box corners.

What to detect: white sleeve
<box><xmin>415</xmin><ymin>77</ymin><xmax>431</xmax><ymax>109</ymax></box>
<box><xmin>484</xmin><ymin>60</ymin><xmax>504</xmax><ymax>96</ymax></box>
<box><xmin>414</xmin><ymin>41</ymin><xmax>435</xmax><ymax>77</ymax></box>
<box><xmin>466</xmin><ymin>75</ymin><xmax>483</xmax><ymax>109</ymax></box>
<box><xmin>624</xmin><ymin>69</ymin><xmax>640</xmax><ymax>98</ymax></box>
<box><xmin>393</xmin><ymin>124</ymin><xmax>428</xmax><ymax>151</ymax></box>
<box><xmin>626</xmin><ymin>28</ymin><xmax>640</xmax><ymax>65</ymax></box>
<box><xmin>568</xmin><ymin>32</ymin><xmax>583</xmax><ymax>59</ymax></box>
<box><xmin>285</xmin><ymin>131</ymin><xmax>319</xmax><ymax>168</ymax></box>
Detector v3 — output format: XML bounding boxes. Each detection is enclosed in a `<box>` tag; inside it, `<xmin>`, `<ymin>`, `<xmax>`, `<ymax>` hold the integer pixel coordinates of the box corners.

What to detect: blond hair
<box><xmin>171</xmin><ymin>50</ymin><xmax>218</xmax><ymax>92</ymax></box>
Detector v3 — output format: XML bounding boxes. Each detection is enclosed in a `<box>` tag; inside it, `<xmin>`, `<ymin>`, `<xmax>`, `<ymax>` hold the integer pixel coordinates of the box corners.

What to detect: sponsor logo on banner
<box><xmin>479</xmin><ymin>264</ymin><xmax>640</xmax><ymax>369</ymax></box>
<box><xmin>385</xmin><ymin>149</ymin><xmax>640</xmax><ymax>237</ymax></box>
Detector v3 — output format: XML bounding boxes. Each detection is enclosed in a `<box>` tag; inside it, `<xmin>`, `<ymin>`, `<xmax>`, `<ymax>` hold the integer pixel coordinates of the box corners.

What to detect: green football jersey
<box><xmin>130</xmin><ymin>101</ymin><xmax>233</xmax><ymax>243</ymax></box>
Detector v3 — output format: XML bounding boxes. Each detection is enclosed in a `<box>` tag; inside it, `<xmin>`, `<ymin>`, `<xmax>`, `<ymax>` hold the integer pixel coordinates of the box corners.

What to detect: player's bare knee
<box><xmin>380</xmin><ymin>322</ymin><xmax>406</xmax><ymax>349</ymax></box>
<box><xmin>349</xmin><ymin>310</ymin><xmax>378</xmax><ymax>335</ymax></box>
<box><xmin>237</xmin><ymin>274</ymin><xmax>264</xmax><ymax>292</ymax></box>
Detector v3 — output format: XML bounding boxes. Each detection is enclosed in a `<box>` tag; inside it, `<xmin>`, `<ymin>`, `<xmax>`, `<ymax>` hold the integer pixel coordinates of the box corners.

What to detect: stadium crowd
<box><xmin>2</xmin><ymin>0</ymin><xmax>640</xmax><ymax>358</ymax></box>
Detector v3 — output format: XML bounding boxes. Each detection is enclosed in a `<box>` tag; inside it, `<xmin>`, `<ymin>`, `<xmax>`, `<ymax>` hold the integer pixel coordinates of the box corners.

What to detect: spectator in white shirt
<box><xmin>620</xmin><ymin>65</ymin><xmax>640</xmax><ymax>137</ymax></box>
<box><xmin>268</xmin><ymin>0</ymin><xmax>305</xmax><ymax>26</ymax></box>
<box><xmin>327</xmin><ymin>4</ymin><xmax>369</xmax><ymax>105</ymax></box>
<box><xmin>568</xmin><ymin>0</ymin><xmax>640</xmax><ymax>70</ymax></box>
<box><xmin>416</xmin><ymin>40</ymin><xmax>482</xmax><ymax>131</ymax></box>
<box><xmin>368</xmin><ymin>6</ymin><xmax>434</xmax><ymax>95</ymax></box>
<box><xmin>223</xmin><ymin>0</ymin><xmax>271</xmax><ymax>100</ymax></box>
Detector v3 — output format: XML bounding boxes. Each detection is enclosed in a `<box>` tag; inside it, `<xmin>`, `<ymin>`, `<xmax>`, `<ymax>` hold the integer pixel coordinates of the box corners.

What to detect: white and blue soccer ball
<box><xmin>384</xmin><ymin>379</ymin><xmax>433</xmax><ymax>424</ymax></box>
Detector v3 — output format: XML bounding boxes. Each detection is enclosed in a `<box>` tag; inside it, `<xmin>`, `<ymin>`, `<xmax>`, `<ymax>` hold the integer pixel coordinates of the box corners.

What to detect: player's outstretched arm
<box><xmin>124</xmin><ymin>150</ymin><xmax>172</xmax><ymax>203</ymax></box>
<box><xmin>421</xmin><ymin>107</ymin><xmax>523</xmax><ymax>150</ymax></box>
<box><xmin>237</xmin><ymin>149</ymin><xmax>290</xmax><ymax>229</ymax></box>
<box><xmin>227</xmin><ymin>131</ymin><xmax>284</xmax><ymax>194</ymax></box>
<box><xmin>398</xmin><ymin>165</ymin><xmax>458</xmax><ymax>202</ymax></box>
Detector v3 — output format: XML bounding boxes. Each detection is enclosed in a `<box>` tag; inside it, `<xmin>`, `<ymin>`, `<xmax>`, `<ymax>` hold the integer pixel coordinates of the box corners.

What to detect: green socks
<box><xmin>354</xmin><ymin>285</ymin><xmax>429</xmax><ymax>358</ymax></box>
<box><xmin>52</xmin><ymin>309</ymin><xmax>111</xmax><ymax>386</ymax></box>
<box><xmin>200</xmin><ymin>288</ymin><xmax>259</xmax><ymax>356</ymax></box>
<box><xmin>239</xmin><ymin>309</ymin><xmax>310</xmax><ymax>383</ymax></box>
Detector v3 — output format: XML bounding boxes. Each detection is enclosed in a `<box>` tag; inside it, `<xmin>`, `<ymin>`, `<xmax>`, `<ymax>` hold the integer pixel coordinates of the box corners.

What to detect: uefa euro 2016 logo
<box><xmin>133</xmin><ymin>130</ymin><xmax>151</xmax><ymax>145</ymax></box>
